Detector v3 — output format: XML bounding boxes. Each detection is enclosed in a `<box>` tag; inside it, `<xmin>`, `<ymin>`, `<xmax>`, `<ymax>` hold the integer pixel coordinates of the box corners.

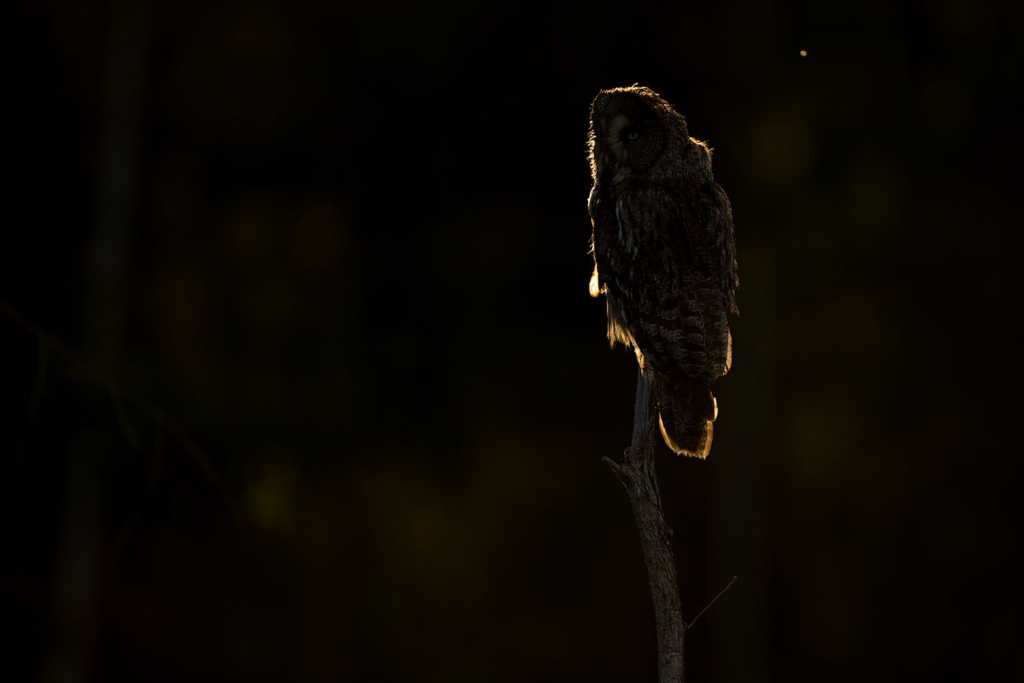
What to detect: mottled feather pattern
<box><xmin>587</xmin><ymin>86</ymin><xmax>738</xmax><ymax>458</ymax></box>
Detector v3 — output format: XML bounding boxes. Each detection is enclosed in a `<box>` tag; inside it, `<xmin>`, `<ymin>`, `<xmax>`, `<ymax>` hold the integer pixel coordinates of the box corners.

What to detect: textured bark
<box><xmin>604</xmin><ymin>368</ymin><xmax>686</xmax><ymax>683</ymax></box>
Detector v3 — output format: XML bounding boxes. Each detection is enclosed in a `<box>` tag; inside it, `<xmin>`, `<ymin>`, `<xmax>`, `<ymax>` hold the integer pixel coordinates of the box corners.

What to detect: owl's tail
<box><xmin>656</xmin><ymin>378</ymin><xmax>717</xmax><ymax>459</ymax></box>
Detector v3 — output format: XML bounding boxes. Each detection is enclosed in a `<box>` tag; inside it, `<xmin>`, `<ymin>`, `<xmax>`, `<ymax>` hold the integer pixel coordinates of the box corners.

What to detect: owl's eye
<box><xmin>627</xmin><ymin>131</ymin><xmax>639</xmax><ymax>140</ymax></box>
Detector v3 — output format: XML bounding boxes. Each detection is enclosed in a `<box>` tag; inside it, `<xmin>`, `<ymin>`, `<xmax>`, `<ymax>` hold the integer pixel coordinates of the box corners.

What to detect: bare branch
<box><xmin>0</xmin><ymin>297</ymin><xmax>243</xmax><ymax>522</ymax></box>
<box><xmin>605</xmin><ymin>368</ymin><xmax>686</xmax><ymax>683</ymax></box>
<box><xmin>687</xmin><ymin>574</ymin><xmax>738</xmax><ymax>629</ymax></box>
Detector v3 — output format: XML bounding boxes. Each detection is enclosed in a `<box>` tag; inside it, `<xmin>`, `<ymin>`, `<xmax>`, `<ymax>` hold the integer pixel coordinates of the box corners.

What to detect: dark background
<box><xmin>4</xmin><ymin>0</ymin><xmax>1023</xmax><ymax>680</ymax></box>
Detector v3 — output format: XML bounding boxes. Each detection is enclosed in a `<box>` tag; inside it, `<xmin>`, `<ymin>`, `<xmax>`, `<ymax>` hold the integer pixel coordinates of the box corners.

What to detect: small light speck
<box><xmin>799</xmin><ymin>50</ymin><xmax>808</xmax><ymax>57</ymax></box>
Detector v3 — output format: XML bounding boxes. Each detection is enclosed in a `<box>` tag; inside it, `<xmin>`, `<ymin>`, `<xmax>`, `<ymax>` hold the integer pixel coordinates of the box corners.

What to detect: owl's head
<box><xmin>588</xmin><ymin>85</ymin><xmax>693</xmax><ymax>186</ymax></box>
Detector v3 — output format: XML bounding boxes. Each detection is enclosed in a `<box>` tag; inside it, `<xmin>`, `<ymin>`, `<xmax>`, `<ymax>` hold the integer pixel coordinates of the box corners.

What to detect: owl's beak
<box><xmin>602</xmin><ymin>140</ymin><xmax>624</xmax><ymax>167</ymax></box>
<box><xmin>600</xmin><ymin>138</ymin><xmax>629</xmax><ymax>183</ymax></box>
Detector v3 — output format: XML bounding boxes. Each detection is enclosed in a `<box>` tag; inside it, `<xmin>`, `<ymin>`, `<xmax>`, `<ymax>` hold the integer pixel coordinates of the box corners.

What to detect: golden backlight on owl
<box><xmin>587</xmin><ymin>85</ymin><xmax>739</xmax><ymax>458</ymax></box>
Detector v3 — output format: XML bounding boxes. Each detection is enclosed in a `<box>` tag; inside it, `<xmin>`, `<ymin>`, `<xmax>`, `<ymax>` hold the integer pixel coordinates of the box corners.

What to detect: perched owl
<box><xmin>587</xmin><ymin>86</ymin><xmax>738</xmax><ymax>458</ymax></box>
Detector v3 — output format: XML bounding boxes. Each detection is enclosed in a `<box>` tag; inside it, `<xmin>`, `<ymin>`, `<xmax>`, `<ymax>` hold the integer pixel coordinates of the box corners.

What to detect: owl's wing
<box><xmin>637</xmin><ymin>184</ymin><xmax>735</xmax><ymax>286</ymax></box>
<box><xmin>706</xmin><ymin>182</ymin><xmax>739</xmax><ymax>315</ymax></box>
<box><xmin>613</xmin><ymin>186</ymin><xmax>733</xmax><ymax>384</ymax></box>
<box><xmin>588</xmin><ymin>188</ymin><xmax>609</xmax><ymax>297</ymax></box>
<box><xmin>608</xmin><ymin>188</ymin><xmax>731</xmax><ymax>457</ymax></box>
<box><xmin>589</xmin><ymin>189</ymin><xmax>639</xmax><ymax>348</ymax></box>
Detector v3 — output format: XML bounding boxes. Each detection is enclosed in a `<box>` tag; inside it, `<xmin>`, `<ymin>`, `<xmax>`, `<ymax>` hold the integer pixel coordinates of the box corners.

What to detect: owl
<box><xmin>587</xmin><ymin>85</ymin><xmax>738</xmax><ymax>458</ymax></box>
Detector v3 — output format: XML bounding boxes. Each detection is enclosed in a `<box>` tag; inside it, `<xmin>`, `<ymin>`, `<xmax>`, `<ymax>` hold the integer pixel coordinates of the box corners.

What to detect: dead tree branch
<box><xmin>603</xmin><ymin>368</ymin><xmax>686</xmax><ymax>683</ymax></box>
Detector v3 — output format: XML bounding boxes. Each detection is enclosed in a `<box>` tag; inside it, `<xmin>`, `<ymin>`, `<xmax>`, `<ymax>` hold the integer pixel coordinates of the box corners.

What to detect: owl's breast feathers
<box><xmin>590</xmin><ymin>180</ymin><xmax>737</xmax><ymax>457</ymax></box>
